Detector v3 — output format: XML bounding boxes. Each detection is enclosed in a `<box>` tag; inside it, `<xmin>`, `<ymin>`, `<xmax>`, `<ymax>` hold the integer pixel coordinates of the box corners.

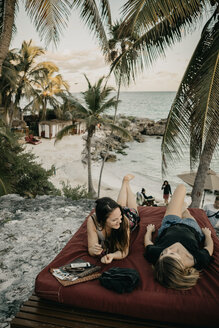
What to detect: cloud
<box><xmin>41</xmin><ymin>48</ymin><xmax>108</xmax><ymax>74</ymax></box>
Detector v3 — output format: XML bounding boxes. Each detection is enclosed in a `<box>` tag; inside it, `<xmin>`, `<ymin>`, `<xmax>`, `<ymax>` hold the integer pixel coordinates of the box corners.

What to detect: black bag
<box><xmin>99</xmin><ymin>267</ymin><xmax>140</xmax><ymax>294</ymax></box>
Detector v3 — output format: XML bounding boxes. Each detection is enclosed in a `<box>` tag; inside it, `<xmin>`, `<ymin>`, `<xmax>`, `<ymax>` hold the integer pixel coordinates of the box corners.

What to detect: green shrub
<box><xmin>61</xmin><ymin>182</ymin><xmax>90</xmax><ymax>200</ymax></box>
<box><xmin>0</xmin><ymin>123</ymin><xmax>59</xmax><ymax>197</ymax></box>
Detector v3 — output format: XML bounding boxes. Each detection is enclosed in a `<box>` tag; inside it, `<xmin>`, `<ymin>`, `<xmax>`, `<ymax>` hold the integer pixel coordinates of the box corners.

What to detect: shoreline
<box><xmin>24</xmin><ymin>134</ymin><xmax>218</xmax><ymax>206</ymax></box>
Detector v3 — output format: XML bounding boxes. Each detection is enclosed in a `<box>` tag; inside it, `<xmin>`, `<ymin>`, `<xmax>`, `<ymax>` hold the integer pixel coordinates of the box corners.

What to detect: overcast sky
<box><xmin>11</xmin><ymin>1</ymin><xmax>211</xmax><ymax>93</ymax></box>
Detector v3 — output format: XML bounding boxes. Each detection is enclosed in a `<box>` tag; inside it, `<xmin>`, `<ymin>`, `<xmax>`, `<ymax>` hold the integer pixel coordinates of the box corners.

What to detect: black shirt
<box><xmin>144</xmin><ymin>224</ymin><xmax>211</xmax><ymax>270</ymax></box>
<box><xmin>162</xmin><ymin>184</ymin><xmax>172</xmax><ymax>195</ymax></box>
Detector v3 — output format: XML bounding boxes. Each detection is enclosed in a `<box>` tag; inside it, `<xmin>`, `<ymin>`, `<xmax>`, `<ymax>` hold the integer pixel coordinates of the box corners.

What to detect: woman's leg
<box><xmin>117</xmin><ymin>174</ymin><xmax>137</xmax><ymax>210</ymax></box>
<box><xmin>182</xmin><ymin>208</ymin><xmax>197</xmax><ymax>222</ymax></box>
<box><xmin>164</xmin><ymin>184</ymin><xmax>186</xmax><ymax>218</ymax></box>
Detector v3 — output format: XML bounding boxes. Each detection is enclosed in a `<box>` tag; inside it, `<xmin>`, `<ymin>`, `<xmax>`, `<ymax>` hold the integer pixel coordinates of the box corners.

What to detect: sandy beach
<box><xmin>24</xmin><ymin>135</ymin><xmax>124</xmax><ymax>200</ymax></box>
<box><xmin>24</xmin><ymin>134</ymin><xmax>217</xmax><ymax>206</ymax></box>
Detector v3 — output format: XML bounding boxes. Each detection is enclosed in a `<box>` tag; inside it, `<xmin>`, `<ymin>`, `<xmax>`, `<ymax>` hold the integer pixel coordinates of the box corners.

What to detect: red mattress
<box><xmin>35</xmin><ymin>207</ymin><xmax>219</xmax><ymax>327</ymax></box>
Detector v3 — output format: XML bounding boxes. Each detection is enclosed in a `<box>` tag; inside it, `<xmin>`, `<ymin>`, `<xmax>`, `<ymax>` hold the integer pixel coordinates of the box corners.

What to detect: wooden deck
<box><xmin>10</xmin><ymin>294</ymin><xmax>209</xmax><ymax>328</ymax></box>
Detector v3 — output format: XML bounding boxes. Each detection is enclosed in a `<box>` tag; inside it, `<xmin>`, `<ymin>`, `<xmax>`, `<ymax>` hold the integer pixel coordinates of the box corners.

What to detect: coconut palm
<box><xmin>112</xmin><ymin>1</ymin><xmax>218</xmax><ymax>207</ymax></box>
<box><xmin>0</xmin><ymin>40</ymin><xmax>61</xmax><ymax>124</ymax></box>
<box><xmin>97</xmin><ymin>21</ymin><xmax>139</xmax><ymax>197</ymax></box>
<box><xmin>27</xmin><ymin>64</ymin><xmax>70</xmax><ymax>121</ymax></box>
<box><xmin>0</xmin><ymin>0</ymin><xmax>111</xmax><ymax>75</ymax></box>
<box><xmin>162</xmin><ymin>10</ymin><xmax>219</xmax><ymax>207</ymax></box>
<box><xmin>55</xmin><ymin>75</ymin><xmax>130</xmax><ymax>198</ymax></box>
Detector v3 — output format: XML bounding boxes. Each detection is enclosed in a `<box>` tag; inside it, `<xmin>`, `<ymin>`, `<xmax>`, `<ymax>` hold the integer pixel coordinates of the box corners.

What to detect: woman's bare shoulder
<box><xmin>87</xmin><ymin>215</ymin><xmax>96</xmax><ymax>230</ymax></box>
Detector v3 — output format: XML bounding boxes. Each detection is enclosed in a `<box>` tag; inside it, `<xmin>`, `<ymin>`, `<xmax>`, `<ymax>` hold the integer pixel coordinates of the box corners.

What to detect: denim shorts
<box><xmin>158</xmin><ymin>214</ymin><xmax>204</xmax><ymax>241</ymax></box>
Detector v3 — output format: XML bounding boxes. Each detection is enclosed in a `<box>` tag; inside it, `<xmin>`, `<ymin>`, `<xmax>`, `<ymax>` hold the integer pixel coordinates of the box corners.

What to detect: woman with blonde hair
<box><xmin>144</xmin><ymin>184</ymin><xmax>214</xmax><ymax>289</ymax></box>
<box><xmin>87</xmin><ymin>174</ymin><xmax>140</xmax><ymax>264</ymax></box>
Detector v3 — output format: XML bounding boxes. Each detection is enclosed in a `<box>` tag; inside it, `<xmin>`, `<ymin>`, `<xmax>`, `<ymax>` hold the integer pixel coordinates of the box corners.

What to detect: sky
<box><xmin>11</xmin><ymin>1</ymin><xmax>211</xmax><ymax>93</ymax></box>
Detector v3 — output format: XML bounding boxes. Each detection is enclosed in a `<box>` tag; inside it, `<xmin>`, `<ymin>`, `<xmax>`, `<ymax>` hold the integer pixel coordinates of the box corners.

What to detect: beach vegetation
<box><xmin>0</xmin><ymin>1</ymin><xmax>111</xmax><ymax>75</ymax></box>
<box><xmin>161</xmin><ymin>9</ymin><xmax>219</xmax><ymax>207</ymax></box>
<box><xmin>98</xmin><ymin>21</ymin><xmax>139</xmax><ymax>197</ymax></box>
<box><xmin>56</xmin><ymin>75</ymin><xmax>130</xmax><ymax>198</ymax></box>
<box><xmin>0</xmin><ymin>120</ymin><xmax>59</xmax><ymax>197</ymax></box>
<box><xmin>0</xmin><ymin>40</ymin><xmax>69</xmax><ymax>126</ymax></box>
<box><xmin>113</xmin><ymin>0</ymin><xmax>218</xmax><ymax>208</ymax></box>
<box><xmin>61</xmin><ymin>182</ymin><xmax>90</xmax><ymax>200</ymax></box>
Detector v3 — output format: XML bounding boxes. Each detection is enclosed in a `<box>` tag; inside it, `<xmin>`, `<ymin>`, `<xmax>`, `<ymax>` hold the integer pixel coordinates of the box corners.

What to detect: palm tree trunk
<box><xmin>190</xmin><ymin>123</ymin><xmax>219</xmax><ymax>208</ymax></box>
<box><xmin>97</xmin><ymin>73</ymin><xmax>122</xmax><ymax>197</ymax></box>
<box><xmin>0</xmin><ymin>0</ymin><xmax>16</xmax><ymax>76</ymax></box>
<box><xmin>87</xmin><ymin>130</ymin><xmax>96</xmax><ymax>197</ymax></box>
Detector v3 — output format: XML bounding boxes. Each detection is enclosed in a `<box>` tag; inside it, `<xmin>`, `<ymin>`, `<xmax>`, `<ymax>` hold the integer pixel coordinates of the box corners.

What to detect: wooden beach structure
<box><xmin>38</xmin><ymin>120</ymin><xmax>86</xmax><ymax>139</ymax></box>
<box><xmin>10</xmin><ymin>293</ymin><xmax>211</xmax><ymax>328</ymax></box>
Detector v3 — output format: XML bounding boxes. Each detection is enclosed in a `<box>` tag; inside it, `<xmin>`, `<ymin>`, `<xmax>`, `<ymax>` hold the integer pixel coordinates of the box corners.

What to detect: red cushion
<box><xmin>35</xmin><ymin>207</ymin><xmax>219</xmax><ymax>326</ymax></box>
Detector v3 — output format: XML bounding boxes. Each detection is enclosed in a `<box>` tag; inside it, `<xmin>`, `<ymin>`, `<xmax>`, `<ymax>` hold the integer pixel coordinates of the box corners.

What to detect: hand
<box><xmin>147</xmin><ymin>224</ymin><xmax>155</xmax><ymax>233</ymax></box>
<box><xmin>101</xmin><ymin>253</ymin><xmax>114</xmax><ymax>264</ymax></box>
<box><xmin>202</xmin><ymin>227</ymin><xmax>212</xmax><ymax>237</ymax></box>
<box><xmin>91</xmin><ymin>243</ymin><xmax>103</xmax><ymax>255</ymax></box>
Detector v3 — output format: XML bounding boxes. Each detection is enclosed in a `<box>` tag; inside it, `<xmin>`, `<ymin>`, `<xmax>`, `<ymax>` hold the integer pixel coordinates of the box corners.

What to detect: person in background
<box><xmin>203</xmin><ymin>196</ymin><xmax>219</xmax><ymax>229</ymax></box>
<box><xmin>161</xmin><ymin>180</ymin><xmax>172</xmax><ymax>205</ymax></box>
<box><xmin>144</xmin><ymin>184</ymin><xmax>213</xmax><ymax>290</ymax></box>
<box><xmin>87</xmin><ymin>174</ymin><xmax>140</xmax><ymax>264</ymax></box>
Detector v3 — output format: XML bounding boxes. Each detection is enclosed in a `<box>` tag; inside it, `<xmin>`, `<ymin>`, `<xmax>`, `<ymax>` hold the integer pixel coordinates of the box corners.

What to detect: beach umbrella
<box><xmin>177</xmin><ymin>169</ymin><xmax>219</xmax><ymax>206</ymax></box>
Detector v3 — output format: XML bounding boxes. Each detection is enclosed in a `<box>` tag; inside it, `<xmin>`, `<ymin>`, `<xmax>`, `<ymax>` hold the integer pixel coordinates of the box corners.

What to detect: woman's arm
<box><xmin>144</xmin><ymin>224</ymin><xmax>155</xmax><ymax>247</ymax></box>
<box><xmin>202</xmin><ymin>227</ymin><xmax>214</xmax><ymax>256</ymax></box>
<box><xmin>101</xmin><ymin>248</ymin><xmax>129</xmax><ymax>264</ymax></box>
<box><xmin>101</xmin><ymin>224</ymin><xmax>130</xmax><ymax>264</ymax></box>
<box><xmin>87</xmin><ymin>216</ymin><xmax>103</xmax><ymax>256</ymax></box>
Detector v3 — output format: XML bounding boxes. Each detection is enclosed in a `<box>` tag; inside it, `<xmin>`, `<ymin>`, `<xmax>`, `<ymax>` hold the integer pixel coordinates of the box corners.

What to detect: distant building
<box><xmin>38</xmin><ymin>120</ymin><xmax>86</xmax><ymax>139</ymax></box>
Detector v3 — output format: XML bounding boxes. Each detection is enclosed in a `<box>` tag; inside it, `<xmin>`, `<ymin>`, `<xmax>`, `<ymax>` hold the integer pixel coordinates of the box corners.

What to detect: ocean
<box><xmin>90</xmin><ymin>91</ymin><xmax>219</xmax><ymax>206</ymax></box>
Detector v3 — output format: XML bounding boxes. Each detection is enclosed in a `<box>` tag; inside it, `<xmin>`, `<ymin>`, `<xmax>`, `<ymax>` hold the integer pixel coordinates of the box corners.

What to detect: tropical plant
<box><xmin>56</xmin><ymin>75</ymin><xmax>130</xmax><ymax>198</ymax></box>
<box><xmin>161</xmin><ymin>9</ymin><xmax>219</xmax><ymax>207</ymax></box>
<box><xmin>26</xmin><ymin>61</ymin><xmax>70</xmax><ymax>121</ymax></box>
<box><xmin>61</xmin><ymin>182</ymin><xmax>90</xmax><ymax>200</ymax></box>
<box><xmin>97</xmin><ymin>20</ymin><xmax>140</xmax><ymax>196</ymax></box>
<box><xmin>110</xmin><ymin>0</ymin><xmax>218</xmax><ymax>207</ymax></box>
<box><xmin>0</xmin><ymin>0</ymin><xmax>111</xmax><ymax>75</ymax></box>
<box><xmin>0</xmin><ymin>120</ymin><xmax>59</xmax><ymax>197</ymax></box>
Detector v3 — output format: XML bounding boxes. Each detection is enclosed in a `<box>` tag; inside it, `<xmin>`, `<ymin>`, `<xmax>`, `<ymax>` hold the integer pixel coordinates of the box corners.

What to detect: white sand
<box><xmin>24</xmin><ymin>135</ymin><xmax>216</xmax><ymax>207</ymax></box>
<box><xmin>24</xmin><ymin>135</ymin><xmax>122</xmax><ymax>200</ymax></box>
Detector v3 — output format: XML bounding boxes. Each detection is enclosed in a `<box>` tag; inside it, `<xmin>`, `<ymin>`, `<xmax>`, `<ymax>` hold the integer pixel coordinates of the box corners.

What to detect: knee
<box><xmin>176</xmin><ymin>184</ymin><xmax>186</xmax><ymax>192</ymax></box>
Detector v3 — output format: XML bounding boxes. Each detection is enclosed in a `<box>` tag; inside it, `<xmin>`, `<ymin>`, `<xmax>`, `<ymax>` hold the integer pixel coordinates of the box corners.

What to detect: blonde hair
<box><xmin>154</xmin><ymin>256</ymin><xmax>200</xmax><ymax>290</ymax></box>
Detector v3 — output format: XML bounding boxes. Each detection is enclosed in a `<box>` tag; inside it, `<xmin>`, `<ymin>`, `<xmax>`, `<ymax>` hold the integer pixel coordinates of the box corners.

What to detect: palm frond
<box><xmin>161</xmin><ymin>8</ymin><xmax>219</xmax><ymax>174</ymax></box>
<box><xmin>98</xmin><ymin>97</ymin><xmax>119</xmax><ymax>113</ymax></box>
<box><xmin>25</xmin><ymin>0</ymin><xmax>72</xmax><ymax>47</ymax></box>
<box><xmin>72</xmin><ymin>0</ymin><xmax>111</xmax><ymax>54</ymax></box>
<box><xmin>121</xmin><ymin>0</ymin><xmax>209</xmax><ymax>36</ymax></box>
<box><xmin>55</xmin><ymin>124</ymin><xmax>75</xmax><ymax>143</ymax></box>
<box><xmin>111</xmin><ymin>4</ymin><xmax>212</xmax><ymax>86</ymax></box>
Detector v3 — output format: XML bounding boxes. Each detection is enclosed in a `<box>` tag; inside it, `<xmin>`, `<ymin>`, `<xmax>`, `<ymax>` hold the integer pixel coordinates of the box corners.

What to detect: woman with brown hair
<box><xmin>144</xmin><ymin>184</ymin><xmax>214</xmax><ymax>289</ymax></box>
<box><xmin>87</xmin><ymin>174</ymin><xmax>140</xmax><ymax>264</ymax></box>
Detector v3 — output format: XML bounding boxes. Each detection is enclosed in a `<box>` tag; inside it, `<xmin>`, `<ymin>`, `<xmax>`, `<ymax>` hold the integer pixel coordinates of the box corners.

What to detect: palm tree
<box><xmin>111</xmin><ymin>0</ymin><xmax>218</xmax><ymax>207</ymax></box>
<box><xmin>28</xmin><ymin>64</ymin><xmax>70</xmax><ymax>121</ymax></box>
<box><xmin>162</xmin><ymin>10</ymin><xmax>219</xmax><ymax>207</ymax></box>
<box><xmin>55</xmin><ymin>75</ymin><xmax>130</xmax><ymax>198</ymax></box>
<box><xmin>0</xmin><ymin>40</ymin><xmax>62</xmax><ymax>125</ymax></box>
<box><xmin>97</xmin><ymin>21</ymin><xmax>139</xmax><ymax>197</ymax></box>
<box><xmin>0</xmin><ymin>0</ymin><xmax>111</xmax><ymax>75</ymax></box>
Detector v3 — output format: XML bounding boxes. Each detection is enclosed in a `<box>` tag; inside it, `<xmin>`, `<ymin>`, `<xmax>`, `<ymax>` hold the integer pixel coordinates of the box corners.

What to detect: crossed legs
<box><xmin>117</xmin><ymin>174</ymin><xmax>138</xmax><ymax>212</ymax></box>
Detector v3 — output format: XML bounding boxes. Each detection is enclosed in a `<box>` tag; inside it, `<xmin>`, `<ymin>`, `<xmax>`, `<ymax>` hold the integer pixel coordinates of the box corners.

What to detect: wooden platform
<box><xmin>10</xmin><ymin>294</ymin><xmax>209</xmax><ymax>328</ymax></box>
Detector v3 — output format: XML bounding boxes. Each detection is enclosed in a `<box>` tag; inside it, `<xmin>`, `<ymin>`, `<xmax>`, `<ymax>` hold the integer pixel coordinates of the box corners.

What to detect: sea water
<box><xmin>91</xmin><ymin>91</ymin><xmax>219</xmax><ymax>205</ymax></box>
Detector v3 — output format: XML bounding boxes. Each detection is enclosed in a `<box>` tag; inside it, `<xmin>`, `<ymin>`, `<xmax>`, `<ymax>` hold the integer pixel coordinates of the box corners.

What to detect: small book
<box><xmin>50</xmin><ymin>258</ymin><xmax>101</xmax><ymax>286</ymax></box>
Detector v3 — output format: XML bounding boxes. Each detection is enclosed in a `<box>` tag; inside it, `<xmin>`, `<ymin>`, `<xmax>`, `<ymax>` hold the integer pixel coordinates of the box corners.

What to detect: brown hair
<box><xmin>95</xmin><ymin>197</ymin><xmax>129</xmax><ymax>253</ymax></box>
<box><xmin>153</xmin><ymin>256</ymin><xmax>200</xmax><ymax>290</ymax></box>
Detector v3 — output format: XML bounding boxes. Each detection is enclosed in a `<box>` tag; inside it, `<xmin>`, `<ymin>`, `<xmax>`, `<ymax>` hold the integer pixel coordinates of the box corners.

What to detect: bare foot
<box><xmin>123</xmin><ymin>174</ymin><xmax>135</xmax><ymax>182</ymax></box>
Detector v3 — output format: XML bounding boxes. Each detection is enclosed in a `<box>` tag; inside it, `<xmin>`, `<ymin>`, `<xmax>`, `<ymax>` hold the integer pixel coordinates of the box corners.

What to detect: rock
<box><xmin>100</xmin><ymin>152</ymin><xmax>117</xmax><ymax>162</ymax></box>
<box><xmin>0</xmin><ymin>195</ymin><xmax>95</xmax><ymax>326</ymax></box>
